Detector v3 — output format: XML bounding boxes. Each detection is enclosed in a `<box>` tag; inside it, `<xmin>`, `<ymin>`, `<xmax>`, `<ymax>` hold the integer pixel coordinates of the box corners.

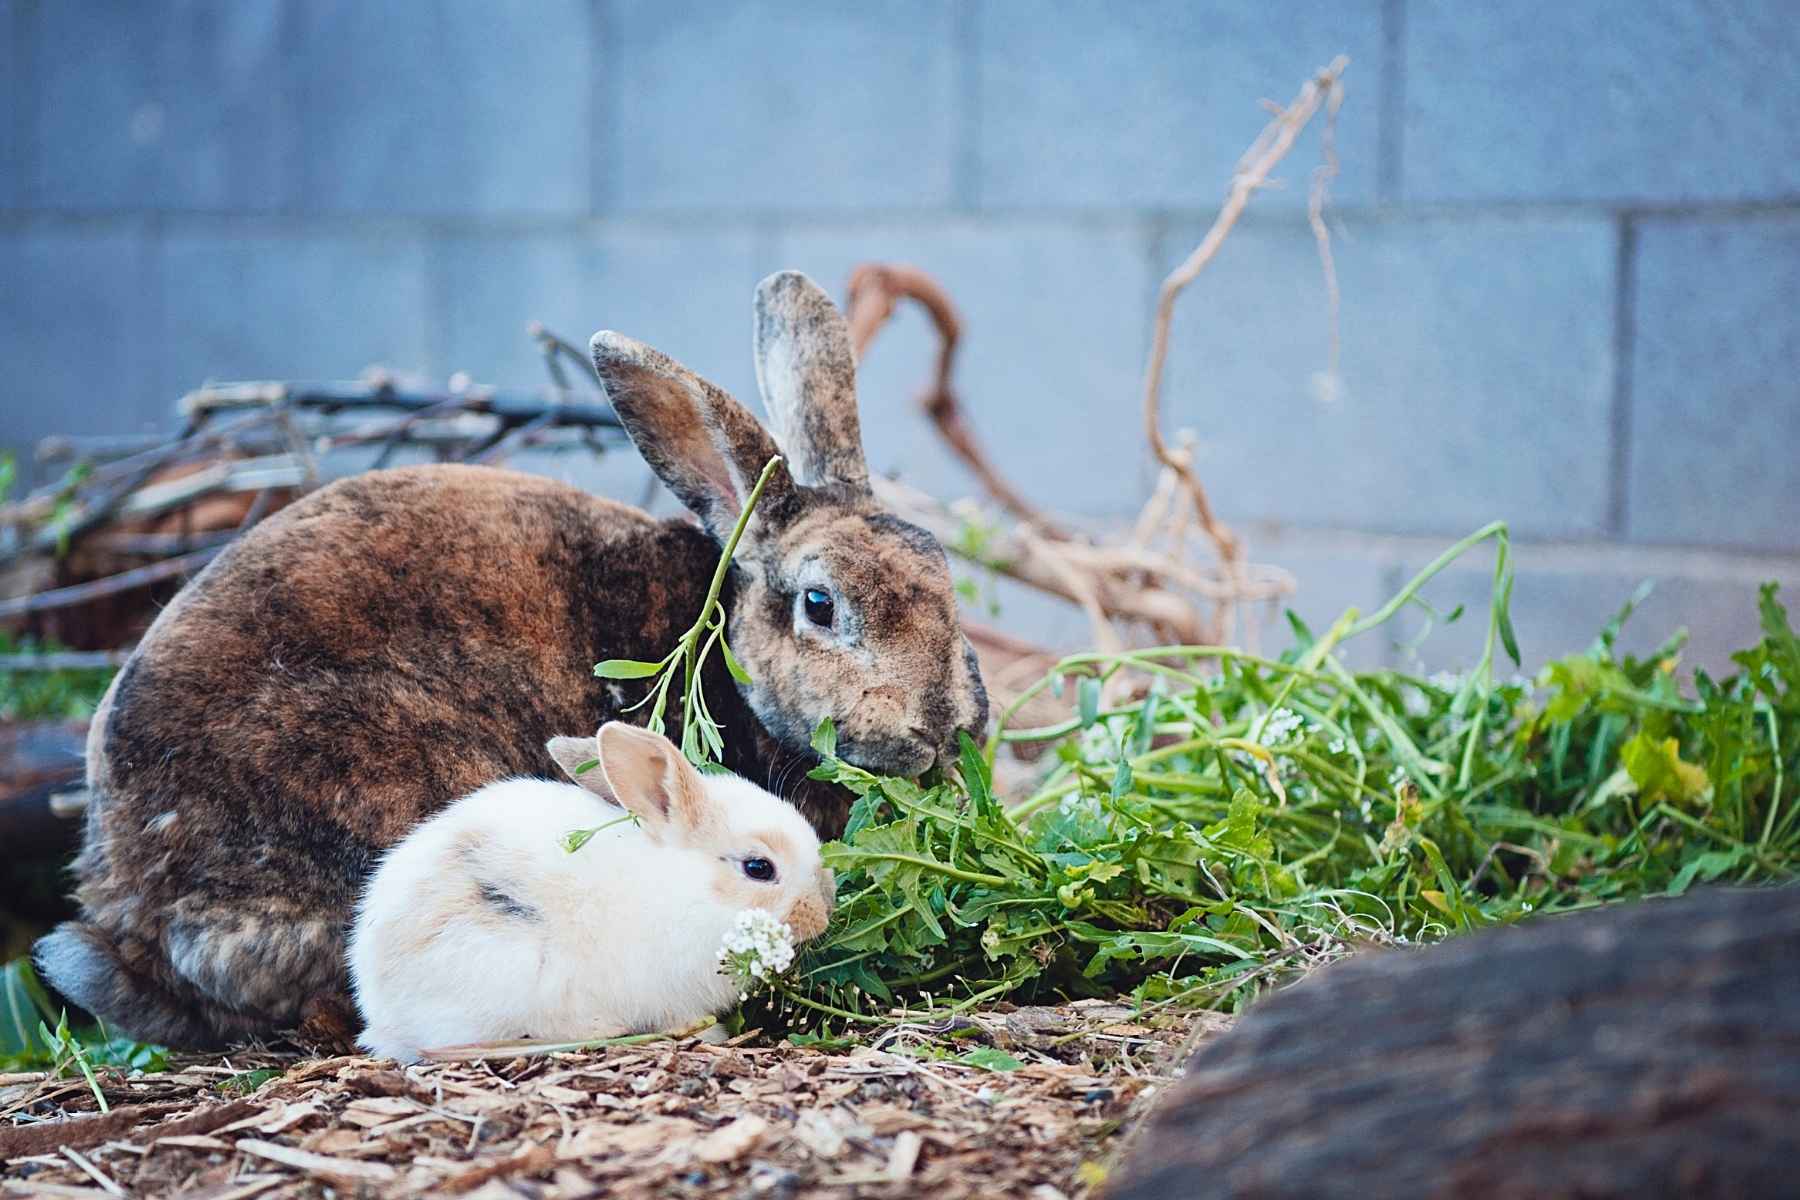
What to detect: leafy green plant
<box><xmin>563</xmin><ymin>455</ymin><xmax>782</xmax><ymax>850</ymax></box>
<box><xmin>38</xmin><ymin>1011</ymin><xmax>110</xmax><ymax>1110</ymax></box>
<box><xmin>731</xmin><ymin>523</ymin><xmax>1798</xmax><ymax>1036</ymax></box>
<box><xmin>588</xmin><ymin>455</ymin><xmax>783</xmax><ymax>768</ymax></box>
<box><xmin>1</xmin><ymin>959</ymin><xmax>166</xmax><ymax>1092</ymax></box>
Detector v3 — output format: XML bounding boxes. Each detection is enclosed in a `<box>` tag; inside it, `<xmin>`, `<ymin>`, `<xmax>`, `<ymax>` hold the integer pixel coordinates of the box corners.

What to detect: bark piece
<box><xmin>1110</xmin><ymin>886</ymin><xmax>1800</xmax><ymax>1199</ymax></box>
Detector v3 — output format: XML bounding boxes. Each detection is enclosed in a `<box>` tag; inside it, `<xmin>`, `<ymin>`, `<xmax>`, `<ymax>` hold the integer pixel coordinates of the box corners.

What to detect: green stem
<box><xmin>989</xmin><ymin>646</ymin><xmax>1341</xmax><ymax>750</ymax></box>
<box><xmin>833</xmin><ymin>852</ymin><xmax>1009</xmax><ymax>887</ymax></box>
<box><xmin>771</xmin><ymin>980</ymin><xmax>889</xmax><ymax>1026</ymax></box>
<box><xmin>633</xmin><ymin>455</ymin><xmax>782</xmax><ymax>750</ymax></box>
<box><xmin>1013</xmin><ymin>735</ymin><xmax>1222</xmax><ymax>818</ymax></box>
<box><xmin>697</xmin><ymin>456</ymin><xmax>784</xmax><ymax>645</ymax></box>
<box><xmin>1342</xmin><ymin>521</ymin><xmax>1508</xmax><ymax>640</ymax></box>
<box><xmin>885</xmin><ymin>955</ymin><xmax>981</xmax><ymax>989</ymax></box>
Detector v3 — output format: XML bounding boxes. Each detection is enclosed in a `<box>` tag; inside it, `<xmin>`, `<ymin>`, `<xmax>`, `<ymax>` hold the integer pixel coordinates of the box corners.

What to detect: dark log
<box><xmin>1110</xmin><ymin>886</ymin><xmax>1800</xmax><ymax>1200</ymax></box>
<box><xmin>0</xmin><ymin>720</ymin><xmax>87</xmax><ymax>856</ymax></box>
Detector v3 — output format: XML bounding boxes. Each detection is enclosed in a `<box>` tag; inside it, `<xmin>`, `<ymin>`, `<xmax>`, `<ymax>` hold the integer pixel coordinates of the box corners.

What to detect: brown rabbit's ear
<box><xmin>546</xmin><ymin>736</ymin><xmax>613</xmax><ymax>799</ymax></box>
<box><xmin>594</xmin><ymin>721</ymin><xmax>711</xmax><ymax>842</ymax></box>
<box><xmin>590</xmin><ymin>331</ymin><xmax>790</xmax><ymax>539</ymax></box>
<box><xmin>752</xmin><ymin>271</ymin><xmax>869</xmax><ymax>492</ymax></box>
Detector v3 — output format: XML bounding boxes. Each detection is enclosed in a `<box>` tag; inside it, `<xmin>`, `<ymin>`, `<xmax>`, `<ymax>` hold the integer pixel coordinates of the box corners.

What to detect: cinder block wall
<box><xmin>3</xmin><ymin>1</ymin><xmax>1797</xmax><ymax>672</ymax></box>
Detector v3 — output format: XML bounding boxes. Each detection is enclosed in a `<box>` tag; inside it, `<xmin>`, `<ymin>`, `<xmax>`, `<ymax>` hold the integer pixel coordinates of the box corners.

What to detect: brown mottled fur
<box><xmin>37</xmin><ymin>272</ymin><xmax>986</xmax><ymax>1048</ymax></box>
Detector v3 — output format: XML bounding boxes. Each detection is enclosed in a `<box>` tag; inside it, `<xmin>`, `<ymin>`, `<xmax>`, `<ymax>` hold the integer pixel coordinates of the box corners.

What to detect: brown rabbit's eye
<box><xmin>742</xmin><ymin>857</ymin><xmax>777</xmax><ymax>883</ymax></box>
<box><xmin>802</xmin><ymin>589</ymin><xmax>834</xmax><ymax>628</ymax></box>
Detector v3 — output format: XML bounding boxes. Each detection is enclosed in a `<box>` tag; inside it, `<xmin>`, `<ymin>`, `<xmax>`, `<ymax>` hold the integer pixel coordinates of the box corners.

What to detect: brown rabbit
<box><xmin>35</xmin><ymin>271</ymin><xmax>988</xmax><ymax>1048</ymax></box>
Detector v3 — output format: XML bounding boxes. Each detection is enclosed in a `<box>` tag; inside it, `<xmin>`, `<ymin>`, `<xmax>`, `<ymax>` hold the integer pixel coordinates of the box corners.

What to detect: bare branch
<box><xmin>845</xmin><ymin>264</ymin><xmax>1069</xmax><ymax>538</ymax></box>
<box><xmin>1141</xmin><ymin>55</ymin><xmax>1351</xmax><ymax>570</ymax></box>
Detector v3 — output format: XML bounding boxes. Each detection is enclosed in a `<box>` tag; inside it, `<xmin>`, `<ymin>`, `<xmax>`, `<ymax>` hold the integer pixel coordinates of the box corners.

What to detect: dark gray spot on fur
<box><xmin>478</xmin><ymin>880</ymin><xmax>541</xmax><ymax>922</ymax></box>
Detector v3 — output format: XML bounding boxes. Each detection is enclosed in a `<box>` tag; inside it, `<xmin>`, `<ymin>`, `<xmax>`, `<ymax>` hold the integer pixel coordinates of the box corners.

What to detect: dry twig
<box><xmin>846</xmin><ymin>263</ymin><xmax>1068</xmax><ymax>537</ymax></box>
<box><xmin>1141</xmin><ymin>54</ymin><xmax>1350</xmax><ymax>579</ymax></box>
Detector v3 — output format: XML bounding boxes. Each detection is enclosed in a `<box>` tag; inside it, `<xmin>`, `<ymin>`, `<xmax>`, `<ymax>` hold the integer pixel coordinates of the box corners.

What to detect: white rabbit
<box><xmin>348</xmin><ymin>721</ymin><xmax>834</xmax><ymax>1063</ymax></box>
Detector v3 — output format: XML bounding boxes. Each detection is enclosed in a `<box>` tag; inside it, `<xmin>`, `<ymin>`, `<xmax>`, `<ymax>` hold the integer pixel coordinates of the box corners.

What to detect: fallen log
<box><xmin>0</xmin><ymin>720</ymin><xmax>87</xmax><ymax>856</ymax></box>
<box><xmin>1110</xmin><ymin>885</ymin><xmax>1800</xmax><ymax>1200</ymax></box>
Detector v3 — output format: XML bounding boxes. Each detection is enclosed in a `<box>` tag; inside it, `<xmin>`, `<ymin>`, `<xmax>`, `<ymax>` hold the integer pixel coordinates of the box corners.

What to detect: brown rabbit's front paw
<box><xmin>295</xmin><ymin>989</ymin><xmax>361</xmax><ymax>1053</ymax></box>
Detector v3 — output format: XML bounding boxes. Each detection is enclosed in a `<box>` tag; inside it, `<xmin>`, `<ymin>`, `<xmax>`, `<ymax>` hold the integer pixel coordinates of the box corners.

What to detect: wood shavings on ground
<box><xmin>1</xmin><ymin>1002</ymin><xmax>1231</xmax><ymax>1199</ymax></box>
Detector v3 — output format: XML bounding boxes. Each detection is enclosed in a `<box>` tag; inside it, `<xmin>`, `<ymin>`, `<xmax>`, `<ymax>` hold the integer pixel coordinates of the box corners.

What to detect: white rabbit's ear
<box><xmin>590</xmin><ymin>331</ymin><xmax>791</xmax><ymax>540</ymax></box>
<box><xmin>595</xmin><ymin>722</ymin><xmax>710</xmax><ymax>842</ymax></box>
<box><xmin>753</xmin><ymin>271</ymin><xmax>869</xmax><ymax>493</ymax></box>
<box><xmin>547</xmin><ymin>736</ymin><xmax>613</xmax><ymax>798</ymax></box>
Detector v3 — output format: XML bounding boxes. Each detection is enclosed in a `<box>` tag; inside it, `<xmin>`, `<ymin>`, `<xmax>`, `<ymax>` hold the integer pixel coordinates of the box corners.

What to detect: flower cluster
<box><xmin>717</xmin><ymin>908</ymin><xmax>797</xmax><ymax>989</ymax></box>
<box><xmin>1261</xmin><ymin>707</ymin><xmax>1304</xmax><ymax>745</ymax></box>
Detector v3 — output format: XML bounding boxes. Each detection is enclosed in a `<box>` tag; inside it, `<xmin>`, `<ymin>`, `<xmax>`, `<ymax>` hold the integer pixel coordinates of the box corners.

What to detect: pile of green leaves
<box><xmin>744</xmin><ymin>523</ymin><xmax>1798</xmax><ymax>1035</ymax></box>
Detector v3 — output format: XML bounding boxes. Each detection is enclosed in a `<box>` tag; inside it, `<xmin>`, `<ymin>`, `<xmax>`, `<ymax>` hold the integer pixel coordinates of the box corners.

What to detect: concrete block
<box><xmin>975</xmin><ymin>0</ymin><xmax>1382</xmax><ymax>208</ymax></box>
<box><xmin>293</xmin><ymin>0</ymin><xmax>591</xmax><ymax>216</ymax></box>
<box><xmin>435</xmin><ymin>223</ymin><xmax>762</xmax><ymax>406</ymax></box>
<box><xmin>0</xmin><ymin>223</ymin><xmax>163</xmax><ymax>483</ymax></box>
<box><xmin>1159</xmin><ymin>212</ymin><xmax>1616</xmax><ymax>538</ymax></box>
<box><xmin>1404</xmin><ymin>0</ymin><xmax>1800</xmax><ymax>203</ymax></box>
<box><xmin>31</xmin><ymin>0</ymin><xmax>297</xmax><ymax>211</ymax></box>
<box><xmin>160</xmin><ymin>227</ymin><xmax>431</xmax><ymax>388</ymax></box>
<box><xmin>767</xmin><ymin>218</ymin><xmax>1156</xmax><ymax>517</ymax></box>
<box><xmin>608</xmin><ymin>0</ymin><xmax>956</xmax><ymax>210</ymax></box>
<box><xmin>1627</xmin><ymin>216</ymin><xmax>1800</xmax><ymax>552</ymax></box>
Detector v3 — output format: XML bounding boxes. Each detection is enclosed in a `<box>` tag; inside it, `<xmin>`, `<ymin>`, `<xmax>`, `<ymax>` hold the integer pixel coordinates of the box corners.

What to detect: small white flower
<box><xmin>1059</xmin><ymin>793</ymin><xmax>1102</xmax><ymax>819</ymax></box>
<box><xmin>718</xmin><ymin>908</ymin><xmax>797</xmax><ymax>983</ymax></box>
<box><xmin>1261</xmin><ymin>707</ymin><xmax>1304</xmax><ymax>745</ymax></box>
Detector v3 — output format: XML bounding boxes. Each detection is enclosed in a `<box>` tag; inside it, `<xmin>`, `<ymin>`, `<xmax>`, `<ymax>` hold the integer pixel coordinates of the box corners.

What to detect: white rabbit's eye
<box><xmin>742</xmin><ymin>857</ymin><xmax>777</xmax><ymax>882</ymax></box>
<box><xmin>802</xmin><ymin>589</ymin><xmax>834</xmax><ymax>628</ymax></box>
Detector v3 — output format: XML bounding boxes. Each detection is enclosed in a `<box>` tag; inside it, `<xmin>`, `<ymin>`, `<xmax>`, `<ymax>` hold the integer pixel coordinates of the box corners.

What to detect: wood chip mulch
<box><xmin>1</xmin><ymin>1002</ymin><xmax>1231</xmax><ymax>1199</ymax></box>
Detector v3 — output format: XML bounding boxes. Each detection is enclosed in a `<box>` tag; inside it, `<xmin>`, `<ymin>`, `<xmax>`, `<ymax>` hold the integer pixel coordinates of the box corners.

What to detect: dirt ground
<box><xmin>1</xmin><ymin>1002</ymin><xmax>1230</xmax><ymax>1199</ymax></box>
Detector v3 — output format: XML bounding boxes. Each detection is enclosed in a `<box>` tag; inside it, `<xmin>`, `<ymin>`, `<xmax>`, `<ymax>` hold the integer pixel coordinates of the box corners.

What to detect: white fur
<box><xmin>348</xmin><ymin>766</ymin><xmax>825</xmax><ymax>1063</ymax></box>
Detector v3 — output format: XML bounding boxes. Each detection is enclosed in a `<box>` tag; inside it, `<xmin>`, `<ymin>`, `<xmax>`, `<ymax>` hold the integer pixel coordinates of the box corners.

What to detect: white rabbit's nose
<box><xmin>786</xmin><ymin>891</ymin><xmax>832</xmax><ymax>941</ymax></box>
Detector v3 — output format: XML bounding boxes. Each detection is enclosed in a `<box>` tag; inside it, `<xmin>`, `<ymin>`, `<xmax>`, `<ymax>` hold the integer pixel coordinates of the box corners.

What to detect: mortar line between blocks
<box><xmin>17</xmin><ymin>0</ymin><xmax>38</xmax><ymax>210</ymax></box>
<box><xmin>1607</xmin><ymin>215</ymin><xmax>1639</xmax><ymax>538</ymax></box>
<box><xmin>1378</xmin><ymin>0</ymin><xmax>1406</xmax><ymax>203</ymax></box>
